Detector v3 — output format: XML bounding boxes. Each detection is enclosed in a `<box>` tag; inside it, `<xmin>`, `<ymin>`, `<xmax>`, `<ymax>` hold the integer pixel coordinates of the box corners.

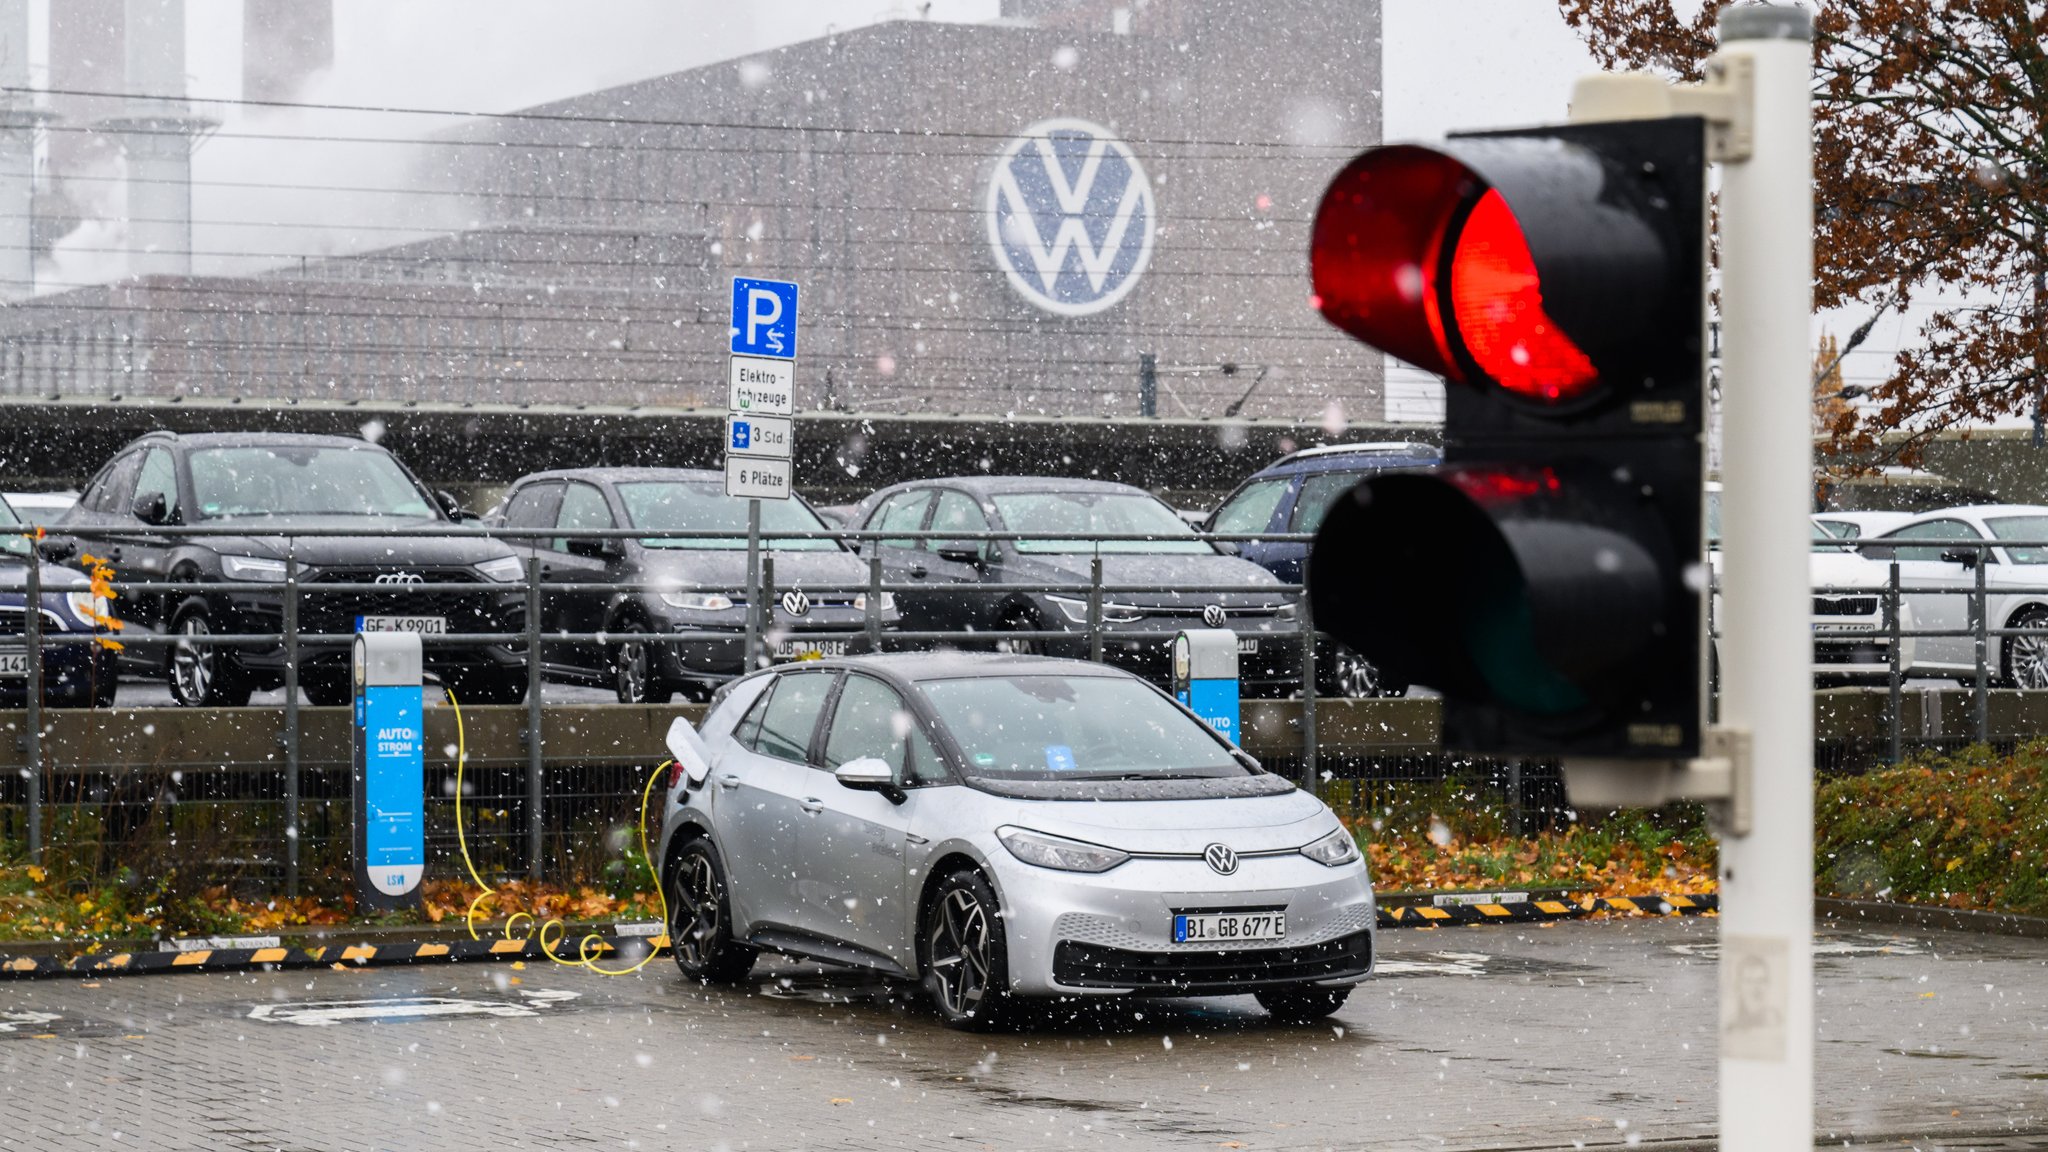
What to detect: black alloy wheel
<box><xmin>612</xmin><ymin>622</ymin><xmax>675</xmax><ymax>704</ymax></box>
<box><xmin>668</xmin><ymin>839</ymin><xmax>756</xmax><ymax>983</ymax></box>
<box><xmin>449</xmin><ymin>667</ymin><xmax>526</xmax><ymax>706</ymax></box>
<box><xmin>169</xmin><ymin>604</ymin><xmax>253</xmax><ymax>707</ymax></box>
<box><xmin>1254</xmin><ymin>984</ymin><xmax>1353</xmax><ymax>1024</ymax></box>
<box><xmin>994</xmin><ymin>608</ymin><xmax>1044</xmax><ymax>656</ymax></box>
<box><xmin>2003</xmin><ymin>607</ymin><xmax>2048</xmax><ymax>690</ymax></box>
<box><xmin>921</xmin><ymin>870</ymin><xmax>1011</xmax><ymax>1031</ymax></box>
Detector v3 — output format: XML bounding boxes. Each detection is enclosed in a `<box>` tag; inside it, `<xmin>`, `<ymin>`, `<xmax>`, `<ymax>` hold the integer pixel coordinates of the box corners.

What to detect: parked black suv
<box><xmin>489</xmin><ymin>467</ymin><xmax>894</xmax><ymax>702</ymax></box>
<box><xmin>53</xmin><ymin>432</ymin><xmax>528</xmax><ymax>706</ymax></box>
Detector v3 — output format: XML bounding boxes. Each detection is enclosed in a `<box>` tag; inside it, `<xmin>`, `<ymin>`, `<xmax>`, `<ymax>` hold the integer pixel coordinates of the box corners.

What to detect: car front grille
<box><xmin>1813</xmin><ymin>595</ymin><xmax>1879</xmax><ymax>617</ymax></box>
<box><xmin>1051</xmin><ymin>930</ymin><xmax>1372</xmax><ymax>991</ymax></box>
<box><xmin>298</xmin><ymin>567</ymin><xmax>511</xmax><ymax>634</ymax></box>
<box><xmin>0</xmin><ymin>607</ymin><xmax>67</xmax><ymax>636</ymax></box>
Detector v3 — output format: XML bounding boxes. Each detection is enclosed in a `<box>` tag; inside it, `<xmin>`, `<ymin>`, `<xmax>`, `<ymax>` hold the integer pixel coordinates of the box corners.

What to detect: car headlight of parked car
<box><xmin>61</xmin><ymin>590</ymin><xmax>104</xmax><ymax>626</ymax></box>
<box><xmin>221</xmin><ymin>555</ymin><xmax>287</xmax><ymax>582</ymax></box>
<box><xmin>660</xmin><ymin>591</ymin><xmax>738</xmax><ymax>612</ymax></box>
<box><xmin>1045</xmin><ymin>595</ymin><xmax>1145</xmax><ymax>624</ymax></box>
<box><xmin>852</xmin><ymin>591</ymin><xmax>896</xmax><ymax>612</ymax></box>
<box><xmin>1299</xmin><ymin>826</ymin><xmax>1361</xmax><ymax>867</ymax></box>
<box><xmin>996</xmin><ymin>826</ymin><xmax>1130</xmax><ymax>873</ymax></box>
<box><xmin>474</xmin><ymin>556</ymin><xmax>526</xmax><ymax>583</ymax></box>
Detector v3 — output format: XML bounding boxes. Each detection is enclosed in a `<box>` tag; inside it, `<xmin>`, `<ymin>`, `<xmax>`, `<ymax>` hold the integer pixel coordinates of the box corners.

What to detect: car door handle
<box><xmin>107</xmin><ymin>547</ymin><xmax>122</xmax><ymax>562</ymax></box>
<box><xmin>909</xmin><ymin>565</ymin><xmax>928</xmax><ymax>579</ymax></box>
<box><xmin>906</xmin><ymin>833</ymin><xmax>929</xmax><ymax>846</ymax></box>
<box><xmin>717</xmin><ymin>773</ymin><xmax>741</xmax><ymax>790</ymax></box>
<box><xmin>799</xmin><ymin>798</ymin><xmax>825</xmax><ymax>814</ymax></box>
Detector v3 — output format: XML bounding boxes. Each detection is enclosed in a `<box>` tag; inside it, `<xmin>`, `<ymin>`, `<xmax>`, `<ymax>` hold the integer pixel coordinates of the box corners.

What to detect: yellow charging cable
<box><xmin>448</xmin><ymin>685</ymin><xmax>671</xmax><ymax>975</ymax></box>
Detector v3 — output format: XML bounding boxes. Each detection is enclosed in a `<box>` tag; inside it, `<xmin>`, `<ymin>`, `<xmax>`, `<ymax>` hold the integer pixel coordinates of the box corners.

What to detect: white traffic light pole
<box><xmin>1713</xmin><ymin>7</ymin><xmax>1814</xmax><ymax>1148</ymax></box>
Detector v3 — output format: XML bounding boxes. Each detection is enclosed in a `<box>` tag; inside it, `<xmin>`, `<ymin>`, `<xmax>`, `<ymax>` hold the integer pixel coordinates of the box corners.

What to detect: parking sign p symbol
<box><xmin>746</xmin><ymin>288</ymin><xmax>783</xmax><ymax>347</ymax></box>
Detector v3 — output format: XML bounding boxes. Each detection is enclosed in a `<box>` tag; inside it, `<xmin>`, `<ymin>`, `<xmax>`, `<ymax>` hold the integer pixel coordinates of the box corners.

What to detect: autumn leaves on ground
<box><xmin>6</xmin><ymin>745</ymin><xmax>2048</xmax><ymax>943</ymax></box>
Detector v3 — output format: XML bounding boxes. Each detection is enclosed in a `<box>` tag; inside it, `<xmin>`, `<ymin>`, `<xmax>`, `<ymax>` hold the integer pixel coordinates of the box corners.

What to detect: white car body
<box><xmin>1859</xmin><ymin>505</ymin><xmax>2048</xmax><ymax>686</ymax></box>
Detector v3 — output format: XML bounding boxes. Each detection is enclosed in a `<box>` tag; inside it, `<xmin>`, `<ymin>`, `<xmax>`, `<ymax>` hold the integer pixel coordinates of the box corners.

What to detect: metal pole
<box><xmin>1138</xmin><ymin>352</ymin><xmax>1157</xmax><ymax>419</ymax></box>
<box><xmin>1299</xmin><ymin>602</ymin><xmax>1317</xmax><ymax>796</ymax></box>
<box><xmin>524</xmin><ymin>554</ymin><xmax>543</xmax><ymax>882</ymax></box>
<box><xmin>760</xmin><ymin>556</ymin><xmax>776</xmax><ymax>660</ymax></box>
<box><xmin>865</xmin><ymin>553</ymin><xmax>883</xmax><ymax>654</ymax></box>
<box><xmin>283</xmin><ymin>551</ymin><xmax>300</xmax><ymax>897</ymax></box>
<box><xmin>1713</xmin><ymin>8</ymin><xmax>1814</xmax><ymax>1148</ymax></box>
<box><xmin>1087</xmin><ymin>555</ymin><xmax>1104</xmax><ymax>665</ymax></box>
<box><xmin>1974</xmin><ymin>549</ymin><xmax>1990</xmax><ymax>744</ymax></box>
<box><xmin>23</xmin><ymin>553</ymin><xmax>40</xmax><ymax>865</ymax></box>
<box><xmin>1887</xmin><ymin>559</ymin><xmax>1902</xmax><ymax>766</ymax></box>
<box><xmin>744</xmin><ymin>499</ymin><xmax>762</xmax><ymax>671</ymax></box>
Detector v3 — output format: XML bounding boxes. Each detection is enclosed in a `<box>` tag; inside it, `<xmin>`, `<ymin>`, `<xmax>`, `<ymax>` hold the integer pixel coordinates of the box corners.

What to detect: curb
<box><xmin>1378</xmin><ymin>892</ymin><xmax>1716</xmax><ymax>928</ymax></box>
<box><xmin>0</xmin><ymin>895</ymin><xmax>1721</xmax><ymax>980</ymax></box>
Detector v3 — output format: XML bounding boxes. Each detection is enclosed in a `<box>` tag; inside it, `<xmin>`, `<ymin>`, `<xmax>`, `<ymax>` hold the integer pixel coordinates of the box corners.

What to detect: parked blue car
<box><xmin>1206</xmin><ymin>442</ymin><xmax>1440</xmax><ymax>697</ymax></box>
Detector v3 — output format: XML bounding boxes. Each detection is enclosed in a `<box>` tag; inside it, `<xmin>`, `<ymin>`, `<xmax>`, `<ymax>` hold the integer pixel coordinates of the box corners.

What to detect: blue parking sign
<box><xmin>730</xmin><ymin>277</ymin><xmax>799</xmax><ymax>359</ymax></box>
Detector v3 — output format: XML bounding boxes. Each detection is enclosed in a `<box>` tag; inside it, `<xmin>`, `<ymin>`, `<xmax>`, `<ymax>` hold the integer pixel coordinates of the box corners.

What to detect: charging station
<box><xmin>1172</xmin><ymin>629</ymin><xmax>1241</xmax><ymax>744</ymax></box>
<box><xmin>352</xmin><ymin>632</ymin><xmax>426</xmax><ymax>909</ymax></box>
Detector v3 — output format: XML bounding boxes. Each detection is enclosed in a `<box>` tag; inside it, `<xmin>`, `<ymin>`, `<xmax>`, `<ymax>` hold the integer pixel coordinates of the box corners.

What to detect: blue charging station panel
<box><xmin>1173</xmin><ymin>629</ymin><xmax>1241</xmax><ymax>743</ymax></box>
<box><xmin>352</xmin><ymin>632</ymin><xmax>425</xmax><ymax>908</ymax></box>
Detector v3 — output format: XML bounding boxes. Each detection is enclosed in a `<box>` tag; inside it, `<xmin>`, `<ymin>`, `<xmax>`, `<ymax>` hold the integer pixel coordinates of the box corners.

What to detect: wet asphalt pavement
<box><xmin>4</xmin><ymin>918</ymin><xmax>2047</xmax><ymax>1150</ymax></box>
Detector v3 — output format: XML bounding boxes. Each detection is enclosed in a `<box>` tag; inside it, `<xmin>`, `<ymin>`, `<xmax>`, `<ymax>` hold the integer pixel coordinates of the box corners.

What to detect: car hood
<box><xmin>637</xmin><ymin>547</ymin><xmax>867</xmax><ymax>592</ymax></box>
<box><xmin>0</xmin><ymin>557</ymin><xmax>89</xmax><ymax>591</ymax></box>
<box><xmin>1810</xmin><ymin>551</ymin><xmax>1892</xmax><ymax>590</ymax></box>
<box><xmin>186</xmin><ymin>517</ymin><xmax>516</xmax><ymax>567</ymax></box>
<box><xmin>1002</xmin><ymin>552</ymin><xmax>1288</xmax><ymax>605</ymax></box>
<box><xmin>985</xmin><ymin>783</ymin><xmax>1334</xmax><ymax>853</ymax></box>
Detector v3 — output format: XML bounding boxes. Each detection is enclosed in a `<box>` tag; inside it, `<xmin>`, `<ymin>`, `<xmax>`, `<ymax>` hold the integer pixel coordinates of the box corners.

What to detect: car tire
<box><xmin>449</xmin><ymin>667</ymin><xmax>527</xmax><ymax>706</ymax></box>
<box><xmin>1255</xmin><ymin>984</ymin><xmax>1352</xmax><ymax>1024</ymax></box>
<box><xmin>1324</xmin><ymin>646</ymin><xmax>1404</xmax><ymax>698</ymax></box>
<box><xmin>920</xmin><ymin>869</ymin><xmax>1012</xmax><ymax>1031</ymax></box>
<box><xmin>301</xmin><ymin>674</ymin><xmax>352</xmax><ymax>707</ymax></box>
<box><xmin>667</xmin><ymin>838</ymin><xmax>756</xmax><ymax>984</ymax></box>
<box><xmin>994</xmin><ymin>608</ymin><xmax>1044</xmax><ymax>656</ymax></box>
<box><xmin>169</xmin><ymin>603</ymin><xmax>253</xmax><ymax>707</ymax></box>
<box><xmin>611</xmin><ymin>622</ymin><xmax>675</xmax><ymax>705</ymax></box>
<box><xmin>92</xmin><ymin>662</ymin><xmax>117</xmax><ymax>708</ymax></box>
<box><xmin>2002</xmin><ymin>607</ymin><xmax>2048</xmax><ymax>690</ymax></box>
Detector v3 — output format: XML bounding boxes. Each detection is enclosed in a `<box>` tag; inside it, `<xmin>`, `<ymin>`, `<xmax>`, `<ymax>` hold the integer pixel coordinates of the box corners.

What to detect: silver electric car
<box><xmin>656</xmin><ymin>653</ymin><xmax>1376</xmax><ymax>1029</ymax></box>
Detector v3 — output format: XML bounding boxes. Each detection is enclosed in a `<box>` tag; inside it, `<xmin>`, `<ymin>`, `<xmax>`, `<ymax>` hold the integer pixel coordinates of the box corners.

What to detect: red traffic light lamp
<box><xmin>1307</xmin><ymin>118</ymin><xmax>1708</xmax><ymax>759</ymax></box>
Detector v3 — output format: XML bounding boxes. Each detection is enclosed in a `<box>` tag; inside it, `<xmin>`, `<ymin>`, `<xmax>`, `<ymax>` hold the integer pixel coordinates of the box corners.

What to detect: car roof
<box><xmin>509</xmin><ymin>467</ymin><xmax>724</xmax><ymax>486</ymax></box>
<box><xmin>124</xmin><ymin>431</ymin><xmax>391</xmax><ymax>451</ymax></box>
<box><xmin>1892</xmin><ymin>505</ymin><xmax>2048</xmax><ymax>524</ymax></box>
<box><xmin>875</xmin><ymin>476</ymin><xmax>1155</xmax><ymax>499</ymax></box>
<box><xmin>1249</xmin><ymin>441</ymin><xmax>1439</xmax><ymax>479</ymax></box>
<box><xmin>766</xmin><ymin>651</ymin><xmax>1141</xmax><ymax>686</ymax></box>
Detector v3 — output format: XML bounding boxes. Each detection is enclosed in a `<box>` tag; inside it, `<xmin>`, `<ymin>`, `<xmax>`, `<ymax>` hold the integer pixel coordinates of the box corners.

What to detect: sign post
<box><xmin>727</xmin><ymin>276</ymin><xmax>800</xmax><ymax>670</ymax></box>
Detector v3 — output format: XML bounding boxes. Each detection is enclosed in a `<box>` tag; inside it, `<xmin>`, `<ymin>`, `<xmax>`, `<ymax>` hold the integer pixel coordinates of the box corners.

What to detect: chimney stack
<box><xmin>108</xmin><ymin>0</ymin><xmax>212</xmax><ymax>278</ymax></box>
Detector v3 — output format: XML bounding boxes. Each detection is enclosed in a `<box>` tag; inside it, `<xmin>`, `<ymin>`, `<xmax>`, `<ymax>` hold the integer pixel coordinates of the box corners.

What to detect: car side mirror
<box><xmin>436</xmin><ymin>490</ymin><xmax>474</xmax><ymax>522</ymax></box>
<box><xmin>1939</xmin><ymin>548</ymin><xmax>1980</xmax><ymax>568</ymax></box>
<box><xmin>565</xmin><ymin>537</ymin><xmax>622</xmax><ymax>561</ymax></box>
<box><xmin>665</xmin><ymin>717</ymin><xmax>713</xmax><ymax>787</ymax></box>
<box><xmin>131</xmin><ymin>491</ymin><xmax>169</xmax><ymax>525</ymax></box>
<box><xmin>834</xmin><ymin>756</ymin><xmax>905</xmax><ymax>802</ymax></box>
<box><xmin>934</xmin><ymin>541</ymin><xmax>984</xmax><ymax>565</ymax></box>
<box><xmin>37</xmin><ymin>538</ymin><xmax>75</xmax><ymax>563</ymax></box>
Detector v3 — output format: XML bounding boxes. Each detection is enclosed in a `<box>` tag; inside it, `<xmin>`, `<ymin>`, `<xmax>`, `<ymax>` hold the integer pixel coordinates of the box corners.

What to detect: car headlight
<box><xmin>221</xmin><ymin>555</ymin><xmax>287</xmax><ymax>582</ymax></box>
<box><xmin>1045</xmin><ymin>595</ymin><xmax>1145</xmax><ymax>624</ymax></box>
<box><xmin>474</xmin><ymin>556</ymin><xmax>526</xmax><ymax>583</ymax></box>
<box><xmin>660</xmin><ymin>591</ymin><xmax>738</xmax><ymax>611</ymax></box>
<box><xmin>1275</xmin><ymin>601</ymin><xmax>1300</xmax><ymax>620</ymax></box>
<box><xmin>996</xmin><ymin>826</ymin><xmax>1129</xmax><ymax>873</ymax></box>
<box><xmin>1300</xmin><ymin>826</ymin><xmax>1361</xmax><ymax>868</ymax></box>
<box><xmin>63</xmin><ymin>590</ymin><xmax>104</xmax><ymax>624</ymax></box>
<box><xmin>852</xmin><ymin>591</ymin><xmax>896</xmax><ymax>612</ymax></box>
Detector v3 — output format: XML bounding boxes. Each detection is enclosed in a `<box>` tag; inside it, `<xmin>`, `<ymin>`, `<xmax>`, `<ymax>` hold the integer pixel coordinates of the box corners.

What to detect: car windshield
<box><xmin>0</xmin><ymin>497</ymin><xmax>25</xmax><ymax>558</ymax></box>
<box><xmin>919</xmin><ymin>674</ymin><xmax>1245</xmax><ymax>782</ymax></box>
<box><xmin>991</xmin><ymin>491</ymin><xmax>1211</xmax><ymax>554</ymax></box>
<box><xmin>618</xmin><ymin>481</ymin><xmax>840</xmax><ymax>550</ymax></box>
<box><xmin>189</xmin><ymin>446</ymin><xmax>437</xmax><ymax>520</ymax></box>
<box><xmin>1985</xmin><ymin>515</ymin><xmax>2048</xmax><ymax>563</ymax></box>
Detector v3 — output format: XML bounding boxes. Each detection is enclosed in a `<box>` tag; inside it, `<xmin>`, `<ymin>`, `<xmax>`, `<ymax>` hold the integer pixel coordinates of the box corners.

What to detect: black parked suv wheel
<box><xmin>169</xmin><ymin>604</ymin><xmax>253</xmax><ymax>707</ymax></box>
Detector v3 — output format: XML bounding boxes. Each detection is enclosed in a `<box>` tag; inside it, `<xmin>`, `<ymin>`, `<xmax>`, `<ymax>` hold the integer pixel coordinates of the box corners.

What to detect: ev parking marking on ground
<box><xmin>247</xmin><ymin>988</ymin><xmax>579</xmax><ymax>1027</ymax></box>
<box><xmin>0</xmin><ymin>1010</ymin><xmax>62</xmax><ymax>1034</ymax></box>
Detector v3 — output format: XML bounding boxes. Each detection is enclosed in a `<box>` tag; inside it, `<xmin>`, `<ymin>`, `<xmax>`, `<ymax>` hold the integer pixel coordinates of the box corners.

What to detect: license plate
<box><xmin>357</xmin><ymin>615</ymin><xmax>447</xmax><ymax>635</ymax></box>
<box><xmin>1173</xmin><ymin>910</ymin><xmax>1286</xmax><ymax>944</ymax></box>
<box><xmin>1236</xmin><ymin>637</ymin><xmax>1259</xmax><ymax>654</ymax></box>
<box><xmin>775</xmin><ymin>639</ymin><xmax>847</xmax><ymax>662</ymax></box>
<box><xmin>0</xmin><ymin>650</ymin><xmax>24</xmax><ymax>678</ymax></box>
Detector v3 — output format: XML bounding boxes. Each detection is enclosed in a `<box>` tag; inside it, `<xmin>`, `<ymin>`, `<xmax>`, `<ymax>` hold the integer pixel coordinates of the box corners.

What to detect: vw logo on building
<box><xmin>1202</xmin><ymin>843</ymin><xmax>1239</xmax><ymax>876</ymax></box>
<box><xmin>779</xmin><ymin>589</ymin><xmax>811</xmax><ymax>618</ymax></box>
<box><xmin>986</xmin><ymin>118</ymin><xmax>1156</xmax><ymax>317</ymax></box>
<box><xmin>1202</xmin><ymin>604</ymin><xmax>1227</xmax><ymax>628</ymax></box>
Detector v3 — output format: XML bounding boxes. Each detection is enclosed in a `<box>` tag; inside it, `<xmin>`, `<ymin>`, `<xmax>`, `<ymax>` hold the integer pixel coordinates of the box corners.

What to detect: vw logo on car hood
<box><xmin>1202</xmin><ymin>843</ymin><xmax>1239</xmax><ymax>876</ymax></box>
<box><xmin>986</xmin><ymin>118</ymin><xmax>1156</xmax><ymax>317</ymax></box>
<box><xmin>1202</xmin><ymin>604</ymin><xmax>1227</xmax><ymax>628</ymax></box>
<box><xmin>374</xmin><ymin>573</ymin><xmax>424</xmax><ymax>586</ymax></box>
<box><xmin>779</xmin><ymin>589</ymin><xmax>811</xmax><ymax>617</ymax></box>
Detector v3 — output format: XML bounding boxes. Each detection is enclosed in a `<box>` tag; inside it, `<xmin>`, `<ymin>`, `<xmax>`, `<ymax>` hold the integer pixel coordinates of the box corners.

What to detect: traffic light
<box><xmin>1306</xmin><ymin>117</ymin><xmax>1708</xmax><ymax>759</ymax></box>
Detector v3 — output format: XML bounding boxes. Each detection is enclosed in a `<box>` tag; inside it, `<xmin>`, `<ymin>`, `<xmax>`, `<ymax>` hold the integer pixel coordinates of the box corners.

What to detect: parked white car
<box><xmin>1813</xmin><ymin>510</ymin><xmax>1913</xmax><ymax>543</ymax></box>
<box><xmin>1858</xmin><ymin>505</ymin><xmax>2048</xmax><ymax>688</ymax></box>
<box><xmin>1707</xmin><ymin>516</ymin><xmax>1915</xmax><ymax>683</ymax></box>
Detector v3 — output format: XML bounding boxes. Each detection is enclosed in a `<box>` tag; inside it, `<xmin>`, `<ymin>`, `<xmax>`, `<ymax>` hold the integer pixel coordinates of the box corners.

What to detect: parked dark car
<box><xmin>1</xmin><ymin>495</ymin><xmax>118</xmax><ymax>707</ymax></box>
<box><xmin>847</xmin><ymin>476</ymin><xmax>1304</xmax><ymax>696</ymax></box>
<box><xmin>1205</xmin><ymin>442</ymin><xmax>1440</xmax><ymax>698</ymax></box>
<box><xmin>51</xmin><ymin>432</ymin><xmax>528</xmax><ymax>707</ymax></box>
<box><xmin>488</xmin><ymin>468</ymin><xmax>895</xmax><ymax>702</ymax></box>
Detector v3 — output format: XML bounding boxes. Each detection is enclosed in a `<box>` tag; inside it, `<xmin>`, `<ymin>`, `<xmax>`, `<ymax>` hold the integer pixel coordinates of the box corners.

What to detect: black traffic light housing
<box><xmin>1307</xmin><ymin>117</ymin><xmax>1708</xmax><ymax>759</ymax></box>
